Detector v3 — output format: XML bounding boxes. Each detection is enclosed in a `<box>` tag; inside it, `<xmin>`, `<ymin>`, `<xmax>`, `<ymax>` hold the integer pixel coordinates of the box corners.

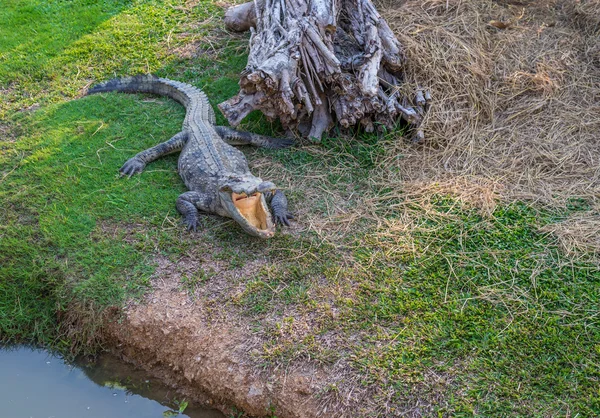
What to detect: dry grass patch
<box><xmin>541</xmin><ymin>206</ymin><xmax>600</xmax><ymax>259</ymax></box>
<box><xmin>378</xmin><ymin>0</ymin><xmax>599</xmax><ymax>206</ymax></box>
<box><xmin>167</xmin><ymin>16</ymin><xmax>243</xmax><ymax>60</ymax></box>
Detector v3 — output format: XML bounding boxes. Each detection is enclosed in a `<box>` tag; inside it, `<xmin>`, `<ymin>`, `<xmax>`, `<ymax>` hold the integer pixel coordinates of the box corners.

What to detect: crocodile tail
<box><xmin>86</xmin><ymin>75</ymin><xmax>203</xmax><ymax>109</ymax></box>
<box><xmin>87</xmin><ymin>75</ymin><xmax>160</xmax><ymax>95</ymax></box>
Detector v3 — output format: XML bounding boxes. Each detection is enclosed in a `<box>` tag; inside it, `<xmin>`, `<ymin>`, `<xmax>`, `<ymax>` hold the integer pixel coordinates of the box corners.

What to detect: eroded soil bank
<box><xmin>101</xmin><ymin>258</ymin><xmax>342</xmax><ymax>418</ymax></box>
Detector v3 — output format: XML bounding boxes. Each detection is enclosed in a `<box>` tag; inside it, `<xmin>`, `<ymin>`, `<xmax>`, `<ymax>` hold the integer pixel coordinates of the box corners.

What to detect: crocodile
<box><xmin>87</xmin><ymin>75</ymin><xmax>294</xmax><ymax>239</ymax></box>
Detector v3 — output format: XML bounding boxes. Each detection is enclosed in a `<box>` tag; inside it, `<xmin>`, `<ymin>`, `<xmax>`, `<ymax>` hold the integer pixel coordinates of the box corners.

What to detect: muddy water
<box><xmin>0</xmin><ymin>347</ymin><xmax>224</xmax><ymax>418</ymax></box>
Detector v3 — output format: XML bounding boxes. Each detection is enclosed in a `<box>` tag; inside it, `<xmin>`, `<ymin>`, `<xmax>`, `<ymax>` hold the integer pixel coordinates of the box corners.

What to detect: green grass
<box><xmin>1</xmin><ymin>0</ymin><xmax>599</xmax><ymax>416</ymax></box>
<box><xmin>347</xmin><ymin>201</ymin><xmax>599</xmax><ymax>415</ymax></box>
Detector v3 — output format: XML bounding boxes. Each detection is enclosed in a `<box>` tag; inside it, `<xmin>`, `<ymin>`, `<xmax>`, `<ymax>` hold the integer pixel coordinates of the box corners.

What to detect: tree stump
<box><xmin>219</xmin><ymin>0</ymin><xmax>427</xmax><ymax>142</ymax></box>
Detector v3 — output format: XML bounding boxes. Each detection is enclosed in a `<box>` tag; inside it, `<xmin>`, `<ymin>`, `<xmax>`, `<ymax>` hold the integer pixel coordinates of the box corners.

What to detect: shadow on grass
<box><xmin>0</xmin><ymin>0</ymin><xmax>133</xmax><ymax>84</ymax></box>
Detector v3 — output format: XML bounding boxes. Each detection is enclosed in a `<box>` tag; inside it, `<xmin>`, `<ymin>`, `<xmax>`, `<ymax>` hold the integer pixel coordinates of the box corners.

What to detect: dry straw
<box><xmin>379</xmin><ymin>0</ymin><xmax>600</xmax><ymax>256</ymax></box>
<box><xmin>381</xmin><ymin>0</ymin><xmax>599</xmax><ymax>202</ymax></box>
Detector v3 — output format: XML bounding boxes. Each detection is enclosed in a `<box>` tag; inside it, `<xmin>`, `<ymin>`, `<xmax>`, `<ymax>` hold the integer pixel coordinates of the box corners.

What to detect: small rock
<box><xmin>247</xmin><ymin>384</ymin><xmax>263</xmax><ymax>398</ymax></box>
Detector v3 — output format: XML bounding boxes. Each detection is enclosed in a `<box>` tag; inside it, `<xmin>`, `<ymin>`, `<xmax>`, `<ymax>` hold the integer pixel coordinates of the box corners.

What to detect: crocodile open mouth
<box><xmin>232</xmin><ymin>192</ymin><xmax>268</xmax><ymax>230</ymax></box>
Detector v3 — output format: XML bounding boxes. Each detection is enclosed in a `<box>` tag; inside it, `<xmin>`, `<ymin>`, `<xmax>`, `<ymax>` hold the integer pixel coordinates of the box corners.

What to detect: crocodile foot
<box><xmin>120</xmin><ymin>156</ymin><xmax>146</xmax><ymax>177</ymax></box>
<box><xmin>263</xmin><ymin>136</ymin><xmax>295</xmax><ymax>149</ymax></box>
<box><xmin>274</xmin><ymin>211</ymin><xmax>294</xmax><ymax>227</ymax></box>
<box><xmin>176</xmin><ymin>191</ymin><xmax>204</xmax><ymax>233</ymax></box>
<box><xmin>183</xmin><ymin>215</ymin><xmax>198</xmax><ymax>232</ymax></box>
<box><xmin>271</xmin><ymin>190</ymin><xmax>294</xmax><ymax>226</ymax></box>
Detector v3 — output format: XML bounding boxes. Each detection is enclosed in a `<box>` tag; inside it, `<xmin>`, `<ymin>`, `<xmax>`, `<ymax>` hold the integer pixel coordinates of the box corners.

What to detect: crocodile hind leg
<box><xmin>176</xmin><ymin>191</ymin><xmax>212</xmax><ymax>231</ymax></box>
<box><xmin>214</xmin><ymin>126</ymin><xmax>294</xmax><ymax>149</ymax></box>
<box><xmin>120</xmin><ymin>131</ymin><xmax>189</xmax><ymax>177</ymax></box>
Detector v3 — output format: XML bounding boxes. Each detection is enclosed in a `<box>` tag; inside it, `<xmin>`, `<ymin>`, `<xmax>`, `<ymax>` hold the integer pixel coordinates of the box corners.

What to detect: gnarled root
<box><xmin>221</xmin><ymin>0</ymin><xmax>427</xmax><ymax>142</ymax></box>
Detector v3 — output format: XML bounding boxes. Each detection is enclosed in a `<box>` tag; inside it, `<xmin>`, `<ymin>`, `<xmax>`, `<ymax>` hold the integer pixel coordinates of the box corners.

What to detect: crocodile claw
<box><xmin>120</xmin><ymin>157</ymin><xmax>146</xmax><ymax>177</ymax></box>
<box><xmin>183</xmin><ymin>216</ymin><xmax>198</xmax><ymax>232</ymax></box>
<box><xmin>274</xmin><ymin>212</ymin><xmax>294</xmax><ymax>227</ymax></box>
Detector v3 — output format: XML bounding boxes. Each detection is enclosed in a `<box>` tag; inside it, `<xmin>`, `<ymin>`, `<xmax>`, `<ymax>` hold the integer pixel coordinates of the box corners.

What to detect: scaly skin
<box><xmin>87</xmin><ymin>75</ymin><xmax>294</xmax><ymax>238</ymax></box>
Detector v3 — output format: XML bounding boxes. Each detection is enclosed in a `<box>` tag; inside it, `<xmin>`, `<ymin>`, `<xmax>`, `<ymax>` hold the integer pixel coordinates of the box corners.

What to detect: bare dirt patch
<box><xmin>100</xmin><ymin>236</ymin><xmax>471</xmax><ymax>416</ymax></box>
<box><xmin>0</xmin><ymin>123</ymin><xmax>17</xmax><ymax>144</ymax></box>
<box><xmin>102</xmin><ymin>252</ymin><xmax>364</xmax><ymax>417</ymax></box>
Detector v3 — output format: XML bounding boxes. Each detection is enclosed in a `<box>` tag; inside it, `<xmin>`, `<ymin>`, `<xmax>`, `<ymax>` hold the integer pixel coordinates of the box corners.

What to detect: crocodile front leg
<box><xmin>120</xmin><ymin>131</ymin><xmax>189</xmax><ymax>177</ymax></box>
<box><xmin>268</xmin><ymin>190</ymin><xmax>294</xmax><ymax>226</ymax></box>
<box><xmin>214</xmin><ymin>126</ymin><xmax>294</xmax><ymax>149</ymax></box>
<box><xmin>176</xmin><ymin>191</ymin><xmax>212</xmax><ymax>231</ymax></box>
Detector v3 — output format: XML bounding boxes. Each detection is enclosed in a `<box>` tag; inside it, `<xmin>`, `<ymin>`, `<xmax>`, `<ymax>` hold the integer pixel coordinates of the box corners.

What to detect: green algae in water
<box><xmin>103</xmin><ymin>380</ymin><xmax>129</xmax><ymax>391</ymax></box>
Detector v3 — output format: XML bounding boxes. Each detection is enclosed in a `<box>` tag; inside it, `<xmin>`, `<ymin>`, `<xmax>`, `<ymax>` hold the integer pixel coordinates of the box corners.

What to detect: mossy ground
<box><xmin>0</xmin><ymin>0</ymin><xmax>598</xmax><ymax>416</ymax></box>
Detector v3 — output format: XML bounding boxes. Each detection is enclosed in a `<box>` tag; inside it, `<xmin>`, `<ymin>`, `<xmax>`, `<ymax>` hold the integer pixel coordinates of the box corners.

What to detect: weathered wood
<box><xmin>223</xmin><ymin>1</ymin><xmax>259</xmax><ymax>32</ymax></box>
<box><xmin>220</xmin><ymin>0</ymin><xmax>426</xmax><ymax>142</ymax></box>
